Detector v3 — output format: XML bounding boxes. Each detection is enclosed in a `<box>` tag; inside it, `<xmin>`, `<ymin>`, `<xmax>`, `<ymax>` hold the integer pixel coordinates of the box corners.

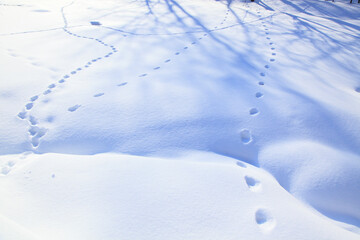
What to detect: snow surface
<box><xmin>1</xmin><ymin>0</ymin><xmax>360</xmax><ymax>239</ymax></box>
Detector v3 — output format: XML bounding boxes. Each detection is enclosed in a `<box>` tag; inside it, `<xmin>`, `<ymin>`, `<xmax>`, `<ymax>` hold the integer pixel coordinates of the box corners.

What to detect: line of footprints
<box><xmin>237</xmin><ymin>8</ymin><xmax>277</xmax><ymax>233</ymax></box>
<box><xmin>17</xmin><ymin>3</ymin><xmax>120</xmax><ymax>149</ymax></box>
<box><xmin>68</xmin><ymin>9</ymin><xmax>231</xmax><ymax>108</ymax></box>
<box><xmin>17</xmin><ymin>7</ymin><xmax>231</xmax><ymax>149</ymax></box>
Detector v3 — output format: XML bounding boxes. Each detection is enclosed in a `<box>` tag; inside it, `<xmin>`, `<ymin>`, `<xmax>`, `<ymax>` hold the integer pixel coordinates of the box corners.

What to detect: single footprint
<box><xmin>271</xmin><ymin>47</ymin><xmax>275</xmax><ymax>50</ymax></box>
<box><xmin>269</xmin><ymin>42</ymin><xmax>273</xmax><ymax>45</ymax></box>
<box><xmin>255</xmin><ymin>92</ymin><xmax>263</xmax><ymax>98</ymax></box>
<box><xmin>240</xmin><ymin>129</ymin><xmax>252</xmax><ymax>144</ymax></box>
<box><xmin>28</xmin><ymin>126</ymin><xmax>39</xmax><ymax>136</ymax></box>
<box><xmin>153</xmin><ymin>67</ymin><xmax>160</xmax><ymax>70</ymax></box>
<box><xmin>71</xmin><ymin>71</ymin><xmax>76</xmax><ymax>74</ymax></box>
<box><xmin>198</xmin><ymin>37</ymin><xmax>202</xmax><ymax>40</ymax></box>
<box><xmin>48</xmin><ymin>84</ymin><xmax>56</xmax><ymax>89</ymax></box>
<box><xmin>270</xmin><ymin>59</ymin><xmax>275</xmax><ymax>62</ymax></box>
<box><xmin>29</xmin><ymin>115</ymin><xmax>37</xmax><ymax>125</ymax></box>
<box><xmin>258</xmin><ymin>81</ymin><xmax>265</xmax><ymax>85</ymax></box>
<box><xmin>1</xmin><ymin>166</ymin><xmax>10</xmax><ymax>175</ymax></box>
<box><xmin>203</xmin><ymin>33</ymin><xmax>207</xmax><ymax>36</ymax></box>
<box><xmin>64</xmin><ymin>75</ymin><xmax>70</xmax><ymax>79</ymax></box>
<box><xmin>18</xmin><ymin>111</ymin><xmax>27</xmax><ymax>119</ymax></box>
<box><xmin>175</xmin><ymin>52</ymin><xmax>180</xmax><ymax>55</ymax></box>
<box><xmin>59</xmin><ymin>79</ymin><xmax>65</xmax><ymax>83</ymax></box>
<box><xmin>260</xmin><ymin>73</ymin><xmax>265</xmax><ymax>77</ymax></box>
<box><xmin>245</xmin><ymin>176</ymin><xmax>261</xmax><ymax>191</ymax></box>
<box><xmin>25</xmin><ymin>103</ymin><xmax>34</xmax><ymax>110</ymax></box>
<box><xmin>139</xmin><ymin>73</ymin><xmax>147</xmax><ymax>77</ymax></box>
<box><xmin>164</xmin><ymin>59</ymin><xmax>171</xmax><ymax>63</ymax></box>
<box><xmin>272</xmin><ymin>53</ymin><xmax>276</xmax><ymax>56</ymax></box>
<box><xmin>77</xmin><ymin>68</ymin><xmax>82</xmax><ymax>71</ymax></box>
<box><xmin>117</xmin><ymin>82</ymin><xmax>128</xmax><ymax>87</ymax></box>
<box><xmin>236</xmin><ymin>161</ymin><xmax>247</xmax><ymax>168</ymax></box>
<box><xmin>68</xmin><ymin>104</ymin><xmax>81</xmax><ymax>112</ymax></box>
<box><xmin>249</xmin><ymin>108</ymin><xmax>259</xmax><ymax>116</ymax></box>
<box><xmin>255</xmin><ymin>208</ymin><xmax>276</xmax><ymax>231</ymax></box>
<box><xmin>31</xmin><ymin>128</ymin><xmax>46</xmax><ymax>148</ymax></box>
<box><xmin>355</xmin><ymin>87</ymin><xmax>360</xmax><ymax>93</ymax></box>
<box><xmin>265</xmin><ymin>65</ymin><xmax>270</xmax><ymax>69</ymax></box>
<box><xmin>94</xmin><ymin>93</ymin><xmax>104</xmax><ymax>97</ymax></box>
<box><xmin>184</xmin><ymin>47</ymin><xmax>188</xmax><ymax>50</ymax></box>
<box><xmin>43</xmin><ymin>89</ymin><xmax>51</xmax><ymax>95</ymax></box>
<box><xmin>30</xmin><ymin>95</ymin><xmax>38</xmax><ymax>102</ymax></box>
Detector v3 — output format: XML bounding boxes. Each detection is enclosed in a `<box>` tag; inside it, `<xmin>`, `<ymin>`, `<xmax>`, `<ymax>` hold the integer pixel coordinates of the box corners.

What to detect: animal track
<box><xmin>25</xmin><ymin>103</ymin><xmax>34</xmax><ymax>110</ymax></box>
<box><xmin>240</xmin><ymin>129</ymin><xmax>252</xmax><ymax>144</ymax></box>
<box><xmin>1</xmin><ymin>166</ymin><xmax>11</xmax><ymax>175</ymax></box>
<box><xmin>18</xmin><ymin>111</ymin><xmax>27</xmax><ymax>119</ymax></box>
<box><xmin>94</xmin><ymin>93</ymin><xmax>104</xmax><ymax>97</ymax></box>
<box><xmin>117</xmin><ymin>82</ymin><xmax>128</xmax><ymax>87</ymax></box>
<box><xmin>236</xmin><ymin>161</ymin><xmax>247</xmax><ymax>168</ymax></box>
<box><xmin>16</xmin><ymin>1</ymin><xmax>121</xmax><ymax>150</ymax></box>
<box><xmin>29</xmin><ymin>115</ymin><xmax>38</xmax><ymax>125</ymax></box>
<box><xmin>30</xmin><ymin>96</ymin><xmax>39</xmax><ymax>102</ymax></box>
<box><xmin>245</xmin><ymin>176</ymin><xmax>262</xmax><ymax>191</ymax></box>
<box><xmin>249</xmin><ymin>108</ymin><xmax>259</xmax><ymax>116</ymax></box>
<box><xmin>255</xmin><ymin>208</ymin><xmax>276</xmax><ymax>231</ymax></box>
<box><xmin>68</xmin><ymin>104</ymin><xmax>81</xmax><ymax>112</ymax></box>
<box><xmin>30</xmin><ymin>127</ymin><xmax>47</xmax><ymax>148</ymax></box>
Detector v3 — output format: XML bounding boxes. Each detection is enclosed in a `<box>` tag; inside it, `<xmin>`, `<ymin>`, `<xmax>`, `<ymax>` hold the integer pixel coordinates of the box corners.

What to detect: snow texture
<box><xmin>0</xmin><ymin>0</ymin><xmax>360</xmax><ymax>239</ymax></box>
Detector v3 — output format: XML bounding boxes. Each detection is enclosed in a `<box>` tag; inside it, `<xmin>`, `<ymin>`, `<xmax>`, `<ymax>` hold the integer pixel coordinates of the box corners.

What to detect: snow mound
<box><xmin>259</xmin><ymin>140</ymin><xmax>360</xmax><ymax>229</ymax></box>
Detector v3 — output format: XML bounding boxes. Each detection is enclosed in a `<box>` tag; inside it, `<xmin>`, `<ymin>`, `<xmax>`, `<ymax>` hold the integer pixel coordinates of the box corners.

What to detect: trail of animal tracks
<box><xmin>0</xmin><ymin>0</ymin><xmax>360</xmax><ymax>239</ymax></box>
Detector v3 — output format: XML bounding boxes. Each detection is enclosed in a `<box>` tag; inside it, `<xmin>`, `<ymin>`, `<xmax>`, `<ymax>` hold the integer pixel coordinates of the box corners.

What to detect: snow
<box><xmin>1</xmin><ymin>0</ymin><xmax>360</xmax><ymax>239</ymax></box>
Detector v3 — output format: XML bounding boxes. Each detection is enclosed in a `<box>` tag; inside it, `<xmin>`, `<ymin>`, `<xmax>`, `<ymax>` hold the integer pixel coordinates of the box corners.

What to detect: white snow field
<box><xmin>1</xmin><ymin>0</ymin><xmax>360</xmax><ymax>239</ymax></box>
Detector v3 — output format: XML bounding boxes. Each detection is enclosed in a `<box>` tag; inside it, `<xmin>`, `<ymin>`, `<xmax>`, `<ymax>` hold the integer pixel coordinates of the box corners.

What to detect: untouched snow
<box><xmin>0</xmin><ymin>0</ymin><xmax>360</xmax><ymax>239</ymax></box>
